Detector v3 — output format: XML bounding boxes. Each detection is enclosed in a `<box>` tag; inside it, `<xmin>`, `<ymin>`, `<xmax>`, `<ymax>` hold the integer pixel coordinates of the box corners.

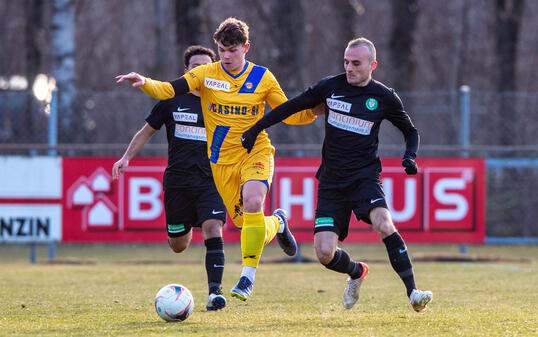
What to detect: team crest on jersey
<box><xmin>205</xmin><ymin>78</ymin><xmax>230</xmax><ymax>92</ymax></box>
<box><xmin>326</xmin><ymin>98</ymin><xmax>351</xmax><ymax>113</ymax></box>
<box><xmin>244</xmin><ymin>82</ymin><xmax>253</xmax><ymax>90</ymax></box>
<box><xmin>365</xmin><ymin>98</ymin><xmax>378</xmax><ymax>110</ymax></box>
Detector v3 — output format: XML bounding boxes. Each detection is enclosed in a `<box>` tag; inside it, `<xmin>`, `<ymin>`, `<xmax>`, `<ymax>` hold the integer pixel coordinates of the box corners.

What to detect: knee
<box><xmin>372</xmin><ymin>219</ymin><xmax>396</xmax><ymax>238</ymax></box>
<box><xmin>202</xmin><ymin>220</ymin><xmax>223</xmax><ymax>239</ymax></box>
<box><xmin>370</xmin><ymin>208</ymin><xmax>396</xmax><ymax>237</ymax></box>
<box><xmin>242</xmin><ymin>194</ymin><xmax>264</xmax><ymax>212</ymax></box>
<box><xmin>168</xmin><ymin>238</ymin><xmax>189</xmax><ymax>253</ymax></box>
<box><xmin>316</xmin><ymin>246</ymin><xmax>335</xmax><ymax>265</ymax></box>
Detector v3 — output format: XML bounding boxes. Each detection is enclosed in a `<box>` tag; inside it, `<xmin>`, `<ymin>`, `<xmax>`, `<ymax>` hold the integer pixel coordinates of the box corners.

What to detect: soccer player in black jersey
<box><xmin>241</xmin><ymin>37</ymin><xmax>433</xmax><ymax>312</ymax></box>
<box><xmin>112</xmin><ymin>46</ymin><xmax>228</xmax><ymax>311</ymax></box>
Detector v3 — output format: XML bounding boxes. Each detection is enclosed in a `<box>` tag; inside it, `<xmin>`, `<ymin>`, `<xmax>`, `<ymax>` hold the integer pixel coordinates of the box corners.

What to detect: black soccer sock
<box><xmin>383</xmin><ymin>232</ymin><xmax>416</xmax><ymax>297</ymax></box>
<box><xmin>324</xmin><ymin>248</ymin><xmax>364</xmax><ymax>280</ymax></box>
<box><xmin>204</xmin><ymin>237</ymin><xmax>225</xmax><ymax>294</ymax></box>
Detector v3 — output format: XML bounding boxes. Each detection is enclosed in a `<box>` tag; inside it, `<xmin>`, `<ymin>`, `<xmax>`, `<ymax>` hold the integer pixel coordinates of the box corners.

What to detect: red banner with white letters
<box><xmin>61</xmin><ymin>157</ymin><xmax>485</xmax><ymax>243</ymax></box>
<box><xmin>272</xmin><ymin>157</ymin><xmax>485</xmax><ymax>243</ymax></box>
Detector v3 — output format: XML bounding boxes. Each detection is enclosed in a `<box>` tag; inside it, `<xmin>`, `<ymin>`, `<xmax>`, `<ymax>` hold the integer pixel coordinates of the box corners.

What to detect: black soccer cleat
<box><xmin>273</xmin><ymin>209</ymin><xmax>297</xmax><ymax>256</ymax></box>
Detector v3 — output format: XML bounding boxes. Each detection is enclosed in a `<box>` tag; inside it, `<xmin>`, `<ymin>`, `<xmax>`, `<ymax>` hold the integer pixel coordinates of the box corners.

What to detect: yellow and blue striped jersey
<box><xmin>141</xmin><ymin>60</ymin><xmax>316</xmax><ymax>165</ymax></box>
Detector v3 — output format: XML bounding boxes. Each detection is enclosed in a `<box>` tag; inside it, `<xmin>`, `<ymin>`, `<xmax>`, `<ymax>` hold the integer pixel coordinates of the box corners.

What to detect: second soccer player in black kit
<box><xmin>241</xmin><ymin>37</ymin><xmax>432</xmax><ymax>312</ymax></box>
<box><xmin>112</xmin><ymin>46</ymin><xmax>228</xmax><ymax>311</ymax></box>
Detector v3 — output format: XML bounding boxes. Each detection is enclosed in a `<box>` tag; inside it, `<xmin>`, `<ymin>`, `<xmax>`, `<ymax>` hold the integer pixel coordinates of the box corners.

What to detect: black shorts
<box><xmin>314</xmin><ymin>177</ymin><xmax>388</xmax><ymax>241</ymax></box>
<box><xmin>164</xmin><ymin>186</ymin><xmax>226</xmax><ymax>238</ymax></box>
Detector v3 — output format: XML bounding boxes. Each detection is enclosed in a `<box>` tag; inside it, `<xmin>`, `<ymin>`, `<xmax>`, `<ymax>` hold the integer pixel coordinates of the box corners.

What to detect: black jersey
<box><xmin>252</xmin><ymin>73</ymin><xmax>418</xmax><ymax>187</ymax></box>
<box><xmin>145</xmin><ymin>94</ymin><xmax>213</xmax><ymax>190</ymax></box>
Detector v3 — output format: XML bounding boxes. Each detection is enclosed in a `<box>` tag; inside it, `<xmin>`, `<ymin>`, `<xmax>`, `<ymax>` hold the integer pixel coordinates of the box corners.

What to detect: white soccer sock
<box><xmin>241</xmin><ymin>265</ymin><xmax>256</xmax><ymax>283</ymax></box>
<box><xmin>277</xmin><ymin>218</ymin><xmax>285</xmax><ymax>233</ymax></box>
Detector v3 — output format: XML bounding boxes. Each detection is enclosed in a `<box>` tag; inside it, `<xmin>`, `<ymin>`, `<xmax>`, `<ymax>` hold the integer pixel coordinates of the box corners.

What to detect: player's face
<box><xmin>217</xmin><ymin>42</ymin><xmax>250</xmax><ymax>73</ymax></box>
<box><xmin>344</xmin><ymin>45</ymin><xmax>377</xmax><ymax>87</ymax></box>
<box><xmin>186</xmin><ymin>54</ymin><xmax>213</xmax><ymax>72</ymax></box>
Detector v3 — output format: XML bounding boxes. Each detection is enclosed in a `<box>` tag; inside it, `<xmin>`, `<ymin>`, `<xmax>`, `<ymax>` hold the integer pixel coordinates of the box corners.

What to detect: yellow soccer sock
<box><xmin>264</xmin><ymin>215</ymin><xmax>280</xmax><ymax>245</ymax></box>
<box><xmin>241</xmin><ymin>211</ymin><xmax>267</xmax><ymax>268</ymax></box>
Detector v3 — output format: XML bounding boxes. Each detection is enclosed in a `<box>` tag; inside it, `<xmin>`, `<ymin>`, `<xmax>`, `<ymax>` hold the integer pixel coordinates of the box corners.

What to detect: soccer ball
<box><xmin>154</xmin><ymin>284</ymin><xmax>194</xmax><ymax>322</ymax></box>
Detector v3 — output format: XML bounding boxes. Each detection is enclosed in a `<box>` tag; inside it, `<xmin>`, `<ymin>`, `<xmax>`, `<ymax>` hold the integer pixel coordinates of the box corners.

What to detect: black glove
<box><xmin>402</xmin><ymin>153</ymin><xmax>418</xmax><ymax>175</ymax></box>
<box><xmin>241</xmin><ymin>126</ymin><xmax>262</xmax><ymax>153</ymax></box>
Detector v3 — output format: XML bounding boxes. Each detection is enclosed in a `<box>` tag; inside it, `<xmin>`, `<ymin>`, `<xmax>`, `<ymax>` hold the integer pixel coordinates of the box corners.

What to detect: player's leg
<box><xmin>201</xmin><ymin>218</ymin><xmax>227</xmax><ymax>310</ymax></box>
<box><xmin>314</xmin><ymin>231</ymin><xmax>368</xmax><ymax>309</ymax></box>
<box><xmin>369</xmin><ymin>207</ymin><xmax>432</xmax><ymax>312</ymax></box>
<box><xmin>168</xmin><ymin>231</ymin><xmax>192</xmax><ymax>253</ymax></box>
<box><xmin>230</xmin><ymin>179</ymin><xmax>267</xmax><ymax>301</ymax></box>
<box><xmin>208</xmin><ymin>161</ymin><xmax>257</xmax><ymax>301</ymax></box>
<box><xmin>231</xmin><ymin>149</ymin><xmax>296</xmax><ymax>301</ymax></box>
<box><xmin>314</xmin><ymin>191</ymin><xmax>368</xmax><ymax>309</ymax></box>
<box><xmin>164</xmin><ymin>189</ymin><xmax>195</xmax><ymax>252</ymax></box>
<box><xmin>194</xmin><ymin>183</ymin><xmax>227</xmax><ymax>310</ymax></box>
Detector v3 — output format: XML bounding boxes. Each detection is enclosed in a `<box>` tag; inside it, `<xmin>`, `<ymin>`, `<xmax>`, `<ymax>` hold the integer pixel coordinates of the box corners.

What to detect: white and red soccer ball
<box><xmin>154</xmin><ymin>284</ymin><xmax>194</xmax><ymax>322</ymax></box>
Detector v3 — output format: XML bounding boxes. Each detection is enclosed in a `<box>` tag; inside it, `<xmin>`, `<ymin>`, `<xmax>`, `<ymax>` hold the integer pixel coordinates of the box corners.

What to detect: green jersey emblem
<box><xmin>365</xmin><ymin>98</ymin><xmax>378</xmax><ymax>110</ymax></box>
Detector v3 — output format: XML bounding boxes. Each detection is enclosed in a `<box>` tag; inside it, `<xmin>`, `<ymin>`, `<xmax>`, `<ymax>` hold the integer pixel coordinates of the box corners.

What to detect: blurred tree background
<box><xmin>0</xmin><ymin>0</ymin><xmax>537</xmax><ymax>237</ymax></box>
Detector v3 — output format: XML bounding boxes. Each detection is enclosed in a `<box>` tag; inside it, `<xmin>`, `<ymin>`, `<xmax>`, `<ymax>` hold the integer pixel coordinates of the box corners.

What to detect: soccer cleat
<box><xmin>409</xmin><ymin>289</ymin><xmax>433</xmax><ymax>313</ymax></box>
<box><xmin>273</xmin><ymin>209</ymin><xmax>297</xmax><ymax>256</ymax></box>
<box><xmin>230</xmin><ymin>276</ymin><xmax>253</xmax><ymax>301</ymax></box>
<box><xmin>206</xmin><ymin>290</ymin><xmax>227</xmax><ymax>311</ymax></box>
<box><xmin>342</xmin><ymin>262</ymin><xmax>369</xmax><ymax>309</ymax></box>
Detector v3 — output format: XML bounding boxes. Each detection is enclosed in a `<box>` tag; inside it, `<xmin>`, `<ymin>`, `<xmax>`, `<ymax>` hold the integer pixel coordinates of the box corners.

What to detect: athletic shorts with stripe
<box><xmin>314</xmin><ymin>177</ymin><xmax>388</xmax><ymax>241</ymax></box>
<box><xmin>209</xmin><ymin>145</ymin><xmax>274</xmax><ymax>228</ymax></box>
<box><xmin>164</xmin><ymin>186</ymin><xmax>226</xmax><ymax>237</ymax></box>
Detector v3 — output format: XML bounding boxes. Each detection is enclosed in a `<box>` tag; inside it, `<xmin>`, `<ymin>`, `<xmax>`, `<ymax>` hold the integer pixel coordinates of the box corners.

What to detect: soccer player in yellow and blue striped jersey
<box><xmin>117</xmin><ymin>17</ymin><xmax>323</xmax><ymax>302</ymax></box>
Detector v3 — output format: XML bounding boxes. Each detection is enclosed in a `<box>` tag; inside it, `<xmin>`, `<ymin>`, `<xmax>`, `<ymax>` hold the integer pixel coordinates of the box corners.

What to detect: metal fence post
<box><xmin>48</xmin><ymin>89</ymin><xmax>58</xmax><ymax>156</ymax></box>
<box><xmin>460</xmin><ymin>85</ymin><xmax>471</xmax><ymax>158</ymax></box>
<box><xmin>48</xmin><ymin>89</ymin><xmax>57</xmax><ymax>261</ymax></box>
<box><xmin>459</xmin><ymin>85</ymin><xmax>471</xmax><ymax>254</ymax></box>
<box><xmin>30</xmin><ymin>243</ymin><xmax>36</xmax><ymax>264</ymax></box>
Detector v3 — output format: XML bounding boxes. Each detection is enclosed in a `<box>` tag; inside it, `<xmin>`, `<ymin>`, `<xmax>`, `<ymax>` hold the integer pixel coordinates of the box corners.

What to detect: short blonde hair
<box><xmin>347</xmin><ymin>37</ymin><xmax>376</xmax><ymax>62</ymax></box>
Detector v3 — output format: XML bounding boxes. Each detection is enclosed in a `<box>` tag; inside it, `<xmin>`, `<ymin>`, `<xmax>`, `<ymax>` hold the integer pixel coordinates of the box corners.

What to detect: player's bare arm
<box><xmin>112</xmin><ymin>123</ymin><xmax>157</xmax><ymax>179</ymax></box>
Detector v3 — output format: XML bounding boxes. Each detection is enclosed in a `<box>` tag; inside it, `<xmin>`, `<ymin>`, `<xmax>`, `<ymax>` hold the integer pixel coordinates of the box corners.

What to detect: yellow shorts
<box><xmin>210</xmin><ymin>145</ymin><xmax>274</xmax><ymax>228</ymax></box>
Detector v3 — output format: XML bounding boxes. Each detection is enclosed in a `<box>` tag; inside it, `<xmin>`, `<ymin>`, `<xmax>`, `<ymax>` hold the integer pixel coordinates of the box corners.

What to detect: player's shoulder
<box><xmin>369</xmin><ymin>79</ymin><xmax>394</xmax><ymax>94</ymax></box>
<box><xmin>370</xmin><ymin>79</ymin><xmax>399</xmax><ymax>98</ymax></box>
<box><xmin>247</xmin><ymin>61</ymin><xmax>271</xmax><ymax>80</ymax></box>
<box><xmin>319</xmin><ymin>73</ymin><xmax>347</xmax><ymax>87</ymax></box>
<box><xmin>369</xmin><ymin>79</ymin><xmax>403</xmax><ymax>108</ymax></box>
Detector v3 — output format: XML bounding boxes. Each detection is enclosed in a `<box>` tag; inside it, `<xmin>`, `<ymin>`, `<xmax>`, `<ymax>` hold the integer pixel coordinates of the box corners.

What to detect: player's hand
<box><xmin>402</xmin><ymin>155</ymin><xmax>418</xmax><ymax>175</ymax></box>
<box><xmin>241</xmin><ymin>127</ymin><xmax>261</xmax><ymax>153</ymax></box>
<box><xmin>112</xmin><ymin>157</ymin><xmax>129</xmax><ymax>180</ymax></box>
<box><xmin>115</xmin><ymin>72</ymin><xmax>146</xmax><ymax>87</ymax></box>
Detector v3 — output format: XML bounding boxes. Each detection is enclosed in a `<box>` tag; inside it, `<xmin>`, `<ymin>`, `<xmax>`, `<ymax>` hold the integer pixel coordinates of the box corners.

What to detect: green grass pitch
<box><xmin>0</xmin><ymin>243</ymin><xmax>537</xmax><ymax>336</ymax></box>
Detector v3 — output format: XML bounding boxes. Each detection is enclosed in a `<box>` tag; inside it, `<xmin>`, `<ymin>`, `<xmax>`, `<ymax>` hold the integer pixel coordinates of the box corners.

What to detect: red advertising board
<box><xmin>62</xmin><ymin>157</ymin><xmax>485</xmax><ymax>243</ymax></box>
<box><xmin>62</xmin><ymin>157</ymin><xmax>242</xmax><ymax>243</ymax></box>
<box><xmin>273</xmin><ymin>158</ymin><xmax>485</xmax><ymax>243</ymax></box>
